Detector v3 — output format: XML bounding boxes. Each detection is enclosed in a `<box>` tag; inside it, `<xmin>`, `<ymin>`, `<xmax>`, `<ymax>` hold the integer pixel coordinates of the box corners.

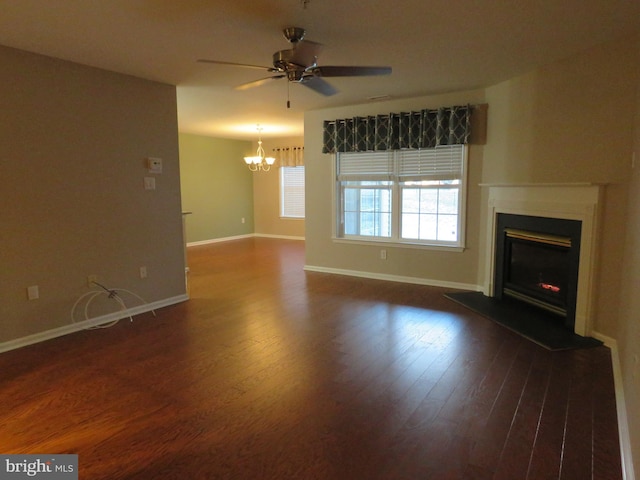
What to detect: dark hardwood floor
<box><xmin>0</xmin><ymin>238</ymin><xmax>622</xmax><ymax>479</ymax></box>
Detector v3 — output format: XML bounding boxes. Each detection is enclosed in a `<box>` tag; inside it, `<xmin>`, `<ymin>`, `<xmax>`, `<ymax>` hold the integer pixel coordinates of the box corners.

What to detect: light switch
<box><xmin>144</xmin><ymin>177</ymin><xmax>156</xmax><ymax>190</ymax></box>
<box><xmin>27</xmin><ymin>285</ymin><xmax>39</xmax><ymax>300</ymax></box>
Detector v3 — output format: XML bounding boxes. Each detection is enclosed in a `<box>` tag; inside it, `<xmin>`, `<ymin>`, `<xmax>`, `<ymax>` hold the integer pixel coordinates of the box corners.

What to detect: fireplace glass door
<box><xmin>494</xmin><ymin>214</ymin><xmax>581</xmax><ymax>329</ymax></box>
<box><xmin>504</xmin><ymin>229</ymin><xmax>571</xmax><ymax>316</ymax></box>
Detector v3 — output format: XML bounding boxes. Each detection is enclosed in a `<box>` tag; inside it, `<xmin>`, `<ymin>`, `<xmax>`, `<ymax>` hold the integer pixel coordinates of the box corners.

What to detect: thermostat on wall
<box><xmin>146</xmin><ymin>157</ymin><xmax>163</xmax><ymax>174</ymax></box>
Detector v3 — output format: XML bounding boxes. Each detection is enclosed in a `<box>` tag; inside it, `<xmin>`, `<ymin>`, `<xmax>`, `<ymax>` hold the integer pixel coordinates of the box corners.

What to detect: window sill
<box><xmin>332</xmin><ymin>237</ymin><xmax>465</xmax><ymax>253</ymax></box>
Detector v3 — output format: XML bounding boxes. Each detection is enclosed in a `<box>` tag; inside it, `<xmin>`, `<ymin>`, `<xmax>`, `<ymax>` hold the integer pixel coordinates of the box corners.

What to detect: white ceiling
<box><xmin>1</xmin><ymin>0</ymin><xmax>638</xmax><ymax>140</ymax></box>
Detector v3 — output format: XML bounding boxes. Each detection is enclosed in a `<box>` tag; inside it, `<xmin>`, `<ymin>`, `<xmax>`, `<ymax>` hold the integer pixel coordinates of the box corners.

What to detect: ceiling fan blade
<box><xmin>314</xmin><ymin>66</ymin><xmax>392</xmax><ymax>77</ymax></box>
<box><xmin>290</xmin><ymin>40</ymin><xmax>323</xmax><ymax>68</ymax></box>
<box><xmin>300</xmin><ymin>76</ymin><xmax>338</xmax><ymax>96</ymax></box>
<box><xmin>197</xmin><ymin>59</ymin><xmax>276</xmax><ymax>72</ymax></box>
<box><xmin>235</xmin><ymin>75</ymin><xmax>286</xmax><ymax>91</ymax></box>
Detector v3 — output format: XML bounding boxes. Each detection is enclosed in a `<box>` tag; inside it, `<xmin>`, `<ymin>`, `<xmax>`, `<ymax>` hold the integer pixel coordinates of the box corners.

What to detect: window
<box><xmin>336</xmin><ymin>145</ymin><xmax>467</xmax><ymax>247</ymax></box>
<box><xmin>280</xmin><ymin>166</ymin><xmax>305</xmax><ymax>218</ymax></box>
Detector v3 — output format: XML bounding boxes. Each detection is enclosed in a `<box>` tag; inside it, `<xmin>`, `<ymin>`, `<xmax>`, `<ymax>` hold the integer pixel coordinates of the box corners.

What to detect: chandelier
<box><xmin>244</xmin><ymin>125</ymin><xmax>275</xmax><ymax>172</ymax></box>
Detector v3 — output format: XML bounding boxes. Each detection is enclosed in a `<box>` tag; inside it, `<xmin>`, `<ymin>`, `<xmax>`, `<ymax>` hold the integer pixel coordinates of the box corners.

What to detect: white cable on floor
<box><xmin>71</xmin><ymin>282</ymin><xmax>156</xmax><ymax>329</ymax></box>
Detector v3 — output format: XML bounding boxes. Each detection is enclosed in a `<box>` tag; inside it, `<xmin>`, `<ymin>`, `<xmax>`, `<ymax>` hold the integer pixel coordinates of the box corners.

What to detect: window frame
<box><xmin>334</xmin><ymin>145</ymin><xmax>468</xmax><ymax>250</ymax></box>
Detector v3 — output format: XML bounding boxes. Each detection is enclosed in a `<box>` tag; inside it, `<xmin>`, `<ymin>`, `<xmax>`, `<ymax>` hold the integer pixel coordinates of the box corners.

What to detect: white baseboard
<box><xmin>186</xmin><ymin>234</ymin><xmax>254</xmax><ymax>247</ymax></box>
<box><xmin>254</xmin><ymin>234</ymin><xmax>305</xmax><ymax>241</ymax></box>
<box><xmin>187</xmin><ymin>234</ymin><xmax>305</xmax><ymax>247</ymax></box>
<box><xmin>591</xmin><ymin>332</ymin><xmax>636</xmax><ymax>480</ymax></box>
<box><xmin>0</xmin><ymin>294</ymin><xmax>189</xmax><ymax>354</ymax></box>
<box><xmin>303</xmin><ymin>264</ymin><xmax>482</xmax><ymax>292</ymax></box>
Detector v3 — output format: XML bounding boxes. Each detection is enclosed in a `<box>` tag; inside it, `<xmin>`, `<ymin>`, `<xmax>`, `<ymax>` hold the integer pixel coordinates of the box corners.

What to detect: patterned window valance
<box><xmin>272</xmin><ymin>146</ymin><xmax>304</xmax><ymax>166</ymax></box>
<box><xmin>322</xmin><ymin>105</ymin><xmax>472</xmax><ymax>154</ymax></box>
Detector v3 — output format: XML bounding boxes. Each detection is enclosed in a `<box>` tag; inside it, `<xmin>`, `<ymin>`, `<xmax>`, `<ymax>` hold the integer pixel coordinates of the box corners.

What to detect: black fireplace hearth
<box><xmin>444</xmin><ymin>290</ymin><xmax>602</xmax><ymax>350</ymax></box>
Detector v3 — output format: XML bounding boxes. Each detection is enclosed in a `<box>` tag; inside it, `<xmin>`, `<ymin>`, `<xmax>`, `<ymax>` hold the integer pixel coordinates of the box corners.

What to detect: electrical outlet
<box><xmin>380</xmin><ymin>249</ymin><xmax>387</xmax><ymax>260</ymax></box>
<box><xmin>140</xmin><ymin>266</ymin><xmax>147</xmax><ymax>279</ymax></box>
<box><xmin>88</xmin><ymin>274</ymin><xmax>98</xmax><ymax>287</ymax></box>
<box><xmin>144</xmin><ymin>177</ymin><xmax>156</xmax><ymax>190</ymax></box>
<box><xmin>241</xmin><ymin>217</ymin><xmax>245</xmax><ymax>224</ymax></box>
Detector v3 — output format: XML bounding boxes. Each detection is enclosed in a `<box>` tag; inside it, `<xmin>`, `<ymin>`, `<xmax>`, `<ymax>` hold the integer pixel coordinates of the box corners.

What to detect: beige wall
<box><xmin>253</xmin><ymin>136</ymin><xmax>305</xmax><ymax>238</ymax></box>
<box><xmin>179</xmin><ymin>133</ymin><xmax>254</xmax><ymax>243</ymax></box>
<box><xmin>618</xmin><ymin>36</ymin><xmax>640</xmax><ymax>475</ymax></box>
<box><xmin>0</xmin><ymin>46</ymin><xmax>185</xmax><ymax>345</ymax></box>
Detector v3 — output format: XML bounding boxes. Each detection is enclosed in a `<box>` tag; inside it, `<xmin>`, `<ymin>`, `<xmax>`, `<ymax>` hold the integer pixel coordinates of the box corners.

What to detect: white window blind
<box><xmin>398</xmin><ymin>145</ymin><xmax>463</xmax><ymax>181</ymax></box>
<box><xmin>280</xmin><ymin>166</ymin><xmax>305</xmax><ymax>218</ymax></box>
<box><xmin>337</xmin><ymin>151</ymin><xmax>393</xmax><ymax>180</ymax></box>
<box><xmin>338</xmin><ymin>146</ymin><xmax>463</xmax><ymax>182</ymax></box>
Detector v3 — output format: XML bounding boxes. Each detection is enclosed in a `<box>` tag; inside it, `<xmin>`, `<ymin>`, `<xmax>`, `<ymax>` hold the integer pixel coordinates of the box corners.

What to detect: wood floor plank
<box><xmin>0</xmin><ymin>238</ymin><xmax>622</xmax><ymax>479</ymax></box>
<box><xmin>464</xmin><ymin>338</ymin><xmax>537</xmax><ymax>471</ymax></box>
<box><xmin>560</xmin><ymin>351</ymin><xmax>597</xmax><ymax>479</ymax></box>
<box><xmin>492</xmin><ymin>348</ymin><xmax>553</xmax><ymax>480</ymax></box>
<box><xmin>526</xmin><ymin>352</ymin><xmax>575</xmax><ymax>479</ymax></box>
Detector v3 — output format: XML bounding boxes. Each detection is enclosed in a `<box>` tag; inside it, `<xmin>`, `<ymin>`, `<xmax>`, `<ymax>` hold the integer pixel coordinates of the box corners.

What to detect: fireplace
<box><xmin>494</xmin><ymin>214</ymin><xmax>581</xmax><ymax>329</ymax></box>
<box><xmin>483</xmin><ymin>183</ymin><xmax>603</xmax><ymax>336</ymax></box>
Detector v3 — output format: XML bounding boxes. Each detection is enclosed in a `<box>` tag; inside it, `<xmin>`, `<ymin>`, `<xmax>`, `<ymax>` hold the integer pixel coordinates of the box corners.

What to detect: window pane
<box><xmin>420</xmin><ymin>213</ymin><xmax>438</xmax><ymax>239</ymax></box>
<box><xmin>379</xmin><ymin>212</ymin><xmax>392</xmax><ymax>237</ymax></box>
<box><xmin>401</xmin><ymin>213</ymin><xmax>420</xmax><ymax>238</ymax></box>
<box><xmin>344</xmin><ymin>212</ymin><xmax>359</xmax><ymax>235</ymax></box>
<box><xmin>361</xmin><ymin>212</ymin><xmax>376</xmax><ymax>235</ymax></box>
<box><xmin>438</xmin><ymin>188</ymin><xmax>458</xmax><ymax>214</ymax></box>
<box><xmin>437</xmin><ymin>214</ymin><xmax>458</xmax><ymax>241</ymax></box>
<box><xmin>379</xmin><ymin>188</ymin><xmax>391</xmax><ymax>212</ymax></box>
<box><xmin>341</xmin><ymin>182</ymin><xmax>391</xmax><ymax>238</ymax></box>
<box><xmin>344</xmin><ymin>188</ymin><xmax>359</xmax><ymax>211</ymax></box>
<box><xmin>400</xmin><ymin>185</ymin><xmax>459</xmax><ymax>242</ymax></box>
<box><xmin>403</xmin><ymin>189</ymin><xmax>420</xmax><ymax>213</ymax></box>
<box><xmin>419</xmin><ymin>189</ymin><xmax>438</xmax><ymax>214</ymax></box>
<box><xmin>361</xmin><ymin>189</ymin><xmax>377</xmax><ymax>212</ymax></box>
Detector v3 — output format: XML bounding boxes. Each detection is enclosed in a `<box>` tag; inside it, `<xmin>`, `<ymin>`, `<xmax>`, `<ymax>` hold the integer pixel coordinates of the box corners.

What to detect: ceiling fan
<box><xmin>198</xmin><ymin>27</ymin><xmax>392</xmax><ymax>99</ymax></box>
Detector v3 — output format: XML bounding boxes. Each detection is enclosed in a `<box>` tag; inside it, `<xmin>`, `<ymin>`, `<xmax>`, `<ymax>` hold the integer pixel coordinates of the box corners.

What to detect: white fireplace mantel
<box><xmin>482</xmin><ymin>183</ymin><xmax>605</xmax><ymax>336</ymax></box>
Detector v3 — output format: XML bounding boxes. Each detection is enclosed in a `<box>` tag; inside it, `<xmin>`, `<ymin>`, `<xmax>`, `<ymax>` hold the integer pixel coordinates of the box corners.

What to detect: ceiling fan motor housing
<box><xmin>273</xmin><ymin>49</ymin><xmax>295</xmax><ymax>71</ymax></box>
<box><xmin>273</xmin><ymin>50</ymin><xmax>310</xmax><ymax>81</ymax></box>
